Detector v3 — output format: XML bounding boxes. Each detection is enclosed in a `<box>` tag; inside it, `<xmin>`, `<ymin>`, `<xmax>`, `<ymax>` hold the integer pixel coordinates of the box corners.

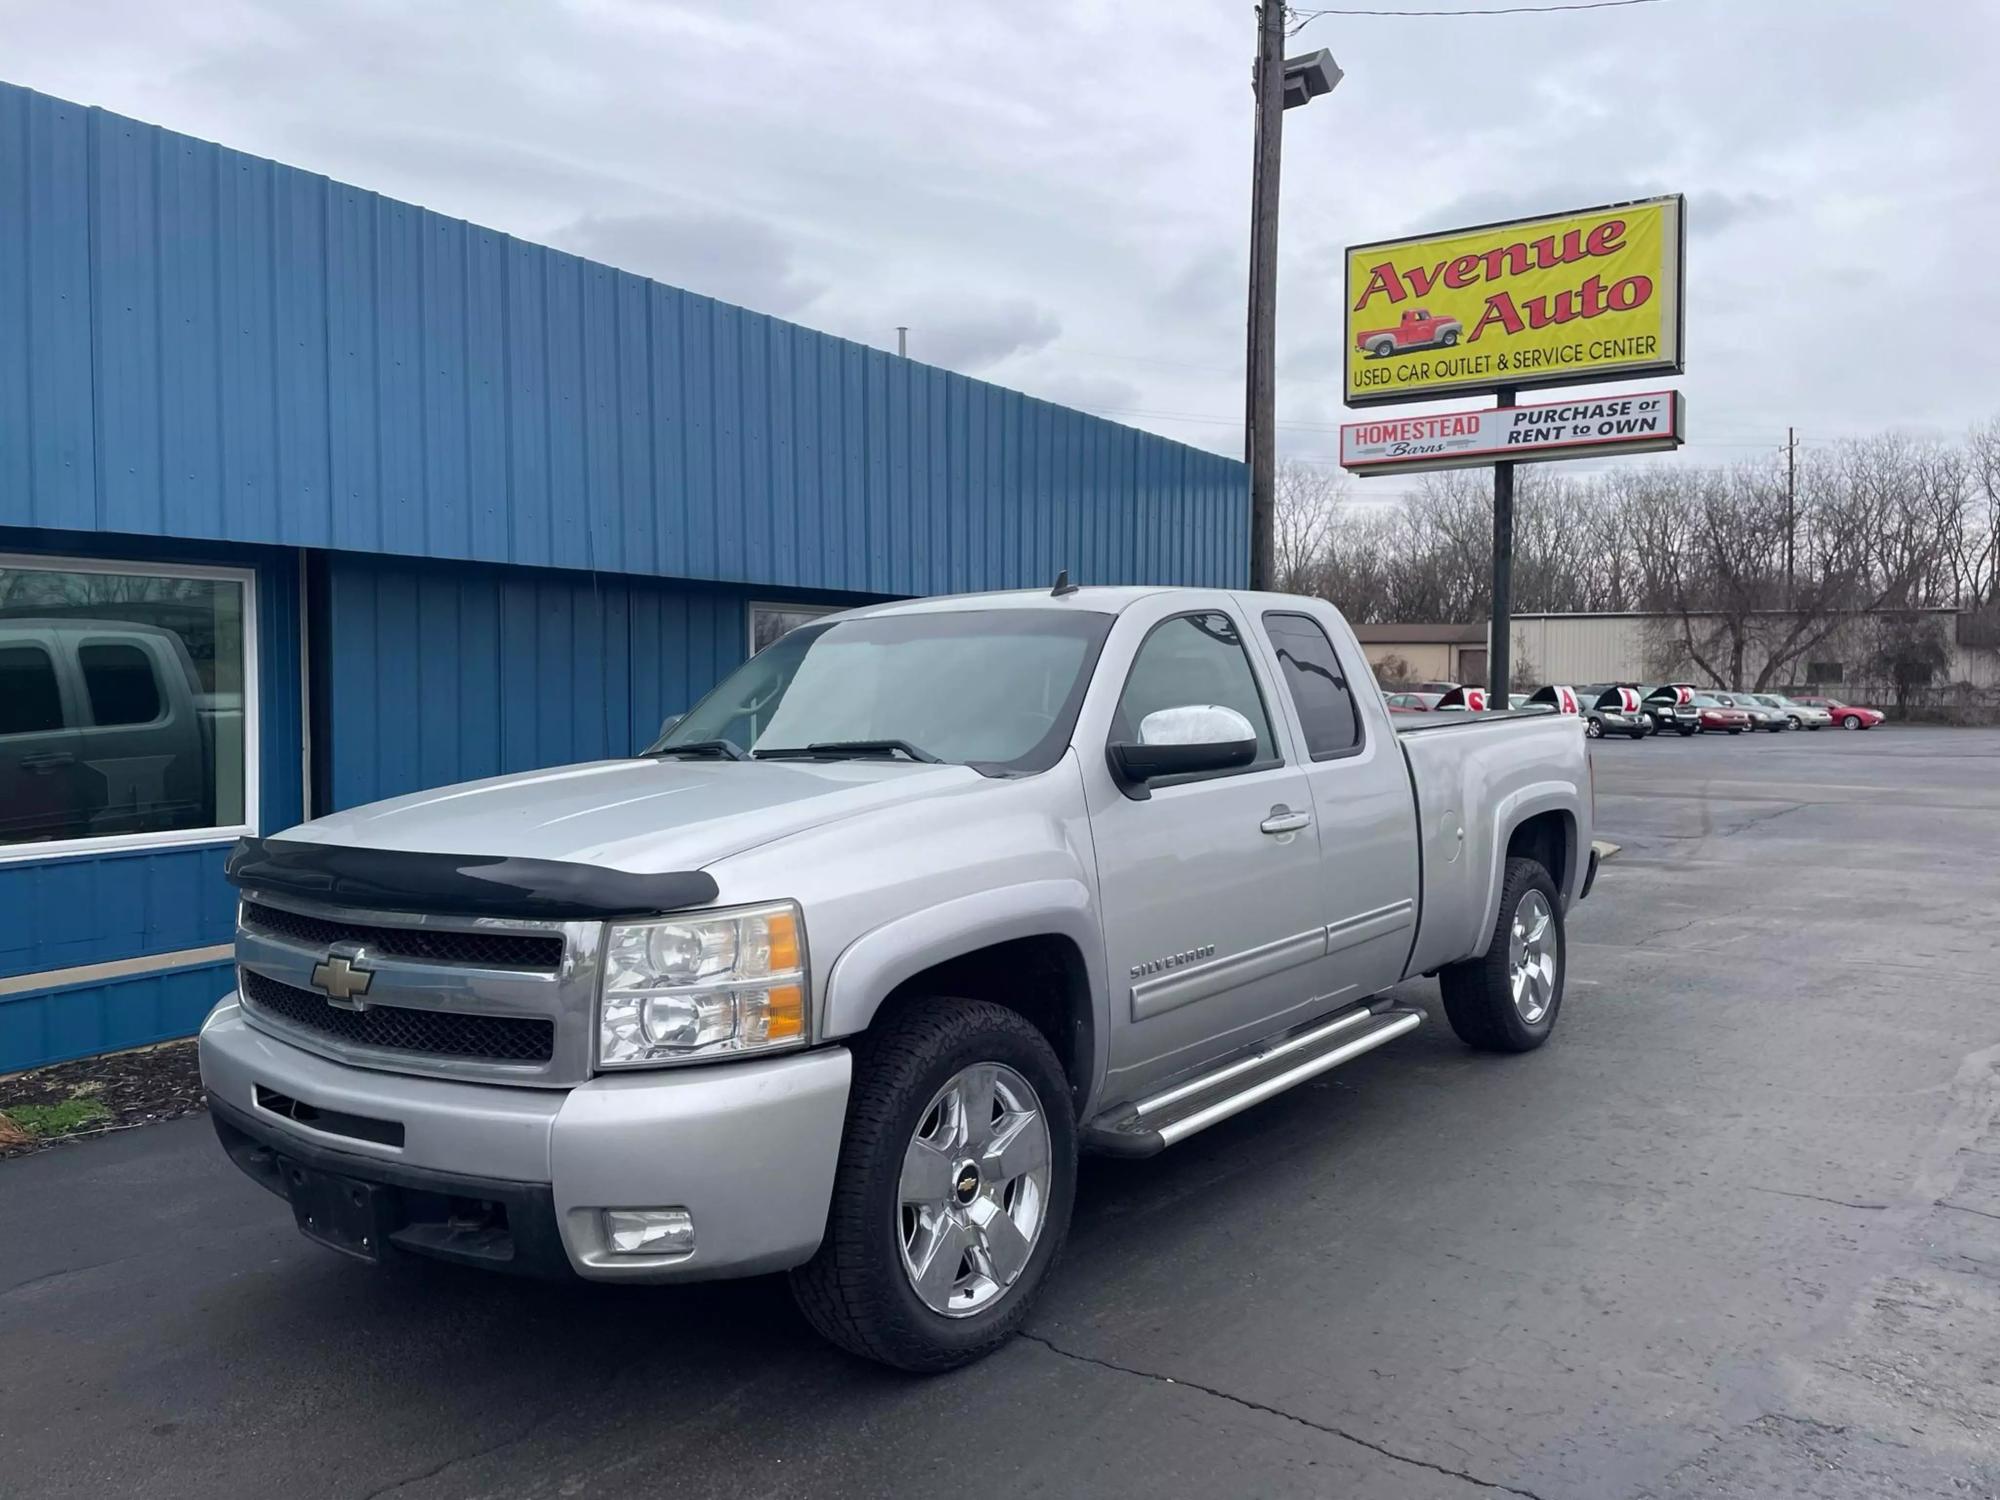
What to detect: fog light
<box><xmin>602</xmin><ymin>1208</ymin><xmax>695</xmax><ymax>1257</ymax></box>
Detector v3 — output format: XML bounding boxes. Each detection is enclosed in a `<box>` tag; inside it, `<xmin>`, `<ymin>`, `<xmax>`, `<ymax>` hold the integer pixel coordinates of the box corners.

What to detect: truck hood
<box><xmin>279</xmin><ymin>757</ymin><xmax>987</xmax><ymax>873</ymax></box>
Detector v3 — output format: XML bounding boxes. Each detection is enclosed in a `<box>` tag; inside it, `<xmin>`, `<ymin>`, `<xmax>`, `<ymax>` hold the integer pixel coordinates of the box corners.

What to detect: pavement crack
<box><xmin>357</xmin><ymin>1403</ymin><xmax>577</xmax><ymax>1499</ymax></box>
<box><xmin>1746</xmin><ymin>1186</ymin><xmax>1889</xmax><ymax>1211</ymax></box>
<box><xmin>0</xmin><ymin>1255</ymin><xmax>143</xmax><ymax>1300</ymax></box>
<box><xmin>1714</xmin><ymin>801</ymin><xmax>1808</xmax><ymax>839</ymax></box>
<box><xmin>1633</xmin><ymin>912</ymin><xmax>1709</xmax><ymax>945</ymax></box>
<box><xmin>1937</xmin><ymin>1199</ymin><xmax>2000</xmax><ymax>1223</ymax></box>
<box><xmin>1018</xmin><ymin>1331</ymin><xmax>1547</xmax><ymax>1499</ymax></box>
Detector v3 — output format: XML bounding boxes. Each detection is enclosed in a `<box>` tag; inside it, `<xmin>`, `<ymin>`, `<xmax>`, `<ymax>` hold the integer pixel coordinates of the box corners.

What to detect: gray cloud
<box><xmin>3</xmin><ymin>0</ymin><xmax>1995</xmax><ymax>461</ymax></box>
<box><xmin>552</xmin><ymin>209</ymin><xmax>828</xmax><ymax>317</ymax></box>
<box><xmin>828</xmin><ymin>296</ymin><xmax>1060</xmax><ymax>374</ymax></box>
<box><xmin>1014</xmin><ymin>372</ymin><xmax>1142</xmax><ymax>418</ymax></box>
<box><xmin>1686</xmin><ymin>191</ymin><xmax>1785</xmax><ymax>237</ymax></box>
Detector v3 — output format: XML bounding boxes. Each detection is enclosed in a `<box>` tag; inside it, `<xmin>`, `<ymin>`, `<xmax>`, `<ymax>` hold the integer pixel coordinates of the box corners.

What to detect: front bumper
<box><xmin>199</xmin><ymin>995</ymin><xmax>852</xmax><ymax>1282</ymax></box>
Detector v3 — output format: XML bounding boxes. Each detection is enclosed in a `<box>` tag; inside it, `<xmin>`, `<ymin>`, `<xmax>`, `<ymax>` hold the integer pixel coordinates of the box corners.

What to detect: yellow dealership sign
<box><xmin>1344</xmin><ymin>195</ymin><xmax>1683</xmax><ymax>406</ymax></box>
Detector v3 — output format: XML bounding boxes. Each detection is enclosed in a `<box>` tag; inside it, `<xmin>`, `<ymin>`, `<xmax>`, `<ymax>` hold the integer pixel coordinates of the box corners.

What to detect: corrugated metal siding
<box><xmin>1511</xmin><ymin>616</ymin><xmax>1652</xmax><ymax>686</ymax></box>
<box><xmin>0</xmin><ymin>83</ymin><xmax>1248</xmax><ymax>594</ymax></box>
<box><xmin>1512</xmin><ymin>610</ymin><xmax>2000</xmax><ymax>689</ymax></box>
<box><xmin>322</xmin><ymin>554</ymin><xmax>747</xmax><ymax>810</ymax></box>
<box><xmin>0</xmin><ymin>961</ymin><xmax>231</xmax><ymax>1074</ymax></box>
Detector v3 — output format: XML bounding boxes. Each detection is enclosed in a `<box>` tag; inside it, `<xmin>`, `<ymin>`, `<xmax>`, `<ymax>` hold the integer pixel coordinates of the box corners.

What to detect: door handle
<box><xmin>19</xmin><ymin>751</ymin><xmax>75</xmax><ymax>773</ymax></box>
<box><xmin>1260</xmin><ymin>809</ymin><xmax>1312</xmax><ymax>836</ymax></box>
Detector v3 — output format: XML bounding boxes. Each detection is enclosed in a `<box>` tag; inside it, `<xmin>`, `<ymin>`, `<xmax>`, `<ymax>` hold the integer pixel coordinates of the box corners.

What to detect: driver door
<box><xmin>1084</xmin><ymin>605</ymin><xmax>1329</xmax><ymax>1104</ymax></box>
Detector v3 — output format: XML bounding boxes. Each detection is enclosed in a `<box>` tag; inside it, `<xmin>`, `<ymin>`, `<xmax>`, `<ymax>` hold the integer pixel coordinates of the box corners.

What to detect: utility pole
<box><xmin>1489</xmin><ymin>386</ymin><xmax>1517</xmax><ymax>703</ymax></box>
<box><xmin>1245</xmin><ymin>0</ymin><xmax>1286</xmax><ymax>590</ymax></box>
<box><xmin>896</xmin><ymin>326</ymin><xmax>908</xmax><ymax>359</ymax></box>
<box><xmin>1784</xmin><ymin>425</ymin><xmax>1797</xmax><ymax>610</ymax></box>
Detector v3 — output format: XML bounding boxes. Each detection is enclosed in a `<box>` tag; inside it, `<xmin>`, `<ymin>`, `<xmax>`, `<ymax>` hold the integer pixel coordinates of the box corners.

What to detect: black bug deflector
<box><xmin>224</xmin><ymin>836</ymin><xmax>719</xmax><ymax>920</ymax></box>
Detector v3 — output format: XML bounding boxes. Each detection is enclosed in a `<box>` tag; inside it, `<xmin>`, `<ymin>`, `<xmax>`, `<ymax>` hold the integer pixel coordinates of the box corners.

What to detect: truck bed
<box><xmin>1393</xmin><ymin>707</ymin><xmax>1589</xmax><ymax>978</ymax></box>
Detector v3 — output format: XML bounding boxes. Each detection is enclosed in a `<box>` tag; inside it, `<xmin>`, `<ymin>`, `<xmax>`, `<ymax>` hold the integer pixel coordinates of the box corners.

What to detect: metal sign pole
<box><xmin>1489</xmin><ymin>385</ymin><xmax>1517</xmax><ymax>704</ymax></box>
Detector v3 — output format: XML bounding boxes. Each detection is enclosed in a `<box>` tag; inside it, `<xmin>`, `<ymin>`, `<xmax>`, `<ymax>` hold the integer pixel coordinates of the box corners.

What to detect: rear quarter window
<box><xmin>79</xmin><ymin>641</ymin><xmax>165</xmax><ymax>726</ymax></box>
<box><xmin>1262</xmin><ymin>612</ymin><xmax>1362</xmax><ymax>759</ymax></box>
<box><xmin>0</xmin><ymin>645</ymin><xmax>64</xmax><ymax>734</ymax></box>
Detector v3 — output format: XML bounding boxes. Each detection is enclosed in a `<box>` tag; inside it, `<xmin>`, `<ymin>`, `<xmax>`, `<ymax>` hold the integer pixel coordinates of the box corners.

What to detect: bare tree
<box><xmin>1274</xmin><ymin>416</ymin><xmax>1999</xmax><ymax>669</ymax></box>
<box><xmin>1271</xmin><ymin>462</ymin><xmax>1345</xmax><ymax>596</ymax></box>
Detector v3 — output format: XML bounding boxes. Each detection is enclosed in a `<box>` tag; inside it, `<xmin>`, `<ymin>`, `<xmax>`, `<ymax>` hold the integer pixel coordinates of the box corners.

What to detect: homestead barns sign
<box><xmin>1340</xmin><ymin>391</ymin><xmax>1685</xmax><ymax>475</ymax></box>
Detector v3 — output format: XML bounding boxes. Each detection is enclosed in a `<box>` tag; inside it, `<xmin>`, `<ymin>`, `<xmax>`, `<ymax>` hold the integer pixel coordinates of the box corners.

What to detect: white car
<box><xmin>1755</xmin><ymin>693</ymin><xmax>1830</xmax><ymax>730</ymax></box>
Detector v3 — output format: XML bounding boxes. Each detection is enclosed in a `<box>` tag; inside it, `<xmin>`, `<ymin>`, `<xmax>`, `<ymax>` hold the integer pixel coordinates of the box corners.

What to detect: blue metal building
<box><xmin>0</xmin><ymin>83</ymin><xmax>1248</xmax><ymax>1073</ymax></box>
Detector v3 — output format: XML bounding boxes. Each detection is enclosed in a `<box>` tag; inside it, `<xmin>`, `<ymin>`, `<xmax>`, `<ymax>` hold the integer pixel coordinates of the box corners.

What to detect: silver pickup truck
<box><xmin>200</xmin><ymin>585</ymin><xmax>1596</xmax><ymax>1370</ymax></box>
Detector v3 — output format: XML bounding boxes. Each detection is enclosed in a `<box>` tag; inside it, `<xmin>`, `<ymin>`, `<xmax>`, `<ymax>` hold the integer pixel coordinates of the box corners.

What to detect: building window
<box><xmin>0</xmin><ymin>556</ymin><xmax>257</xmax><ymax>858</ymax></box>
<box><xmin>749</xmin><ymin>601</ymin><xmax>841</xmax><ymax>655</ymax></box>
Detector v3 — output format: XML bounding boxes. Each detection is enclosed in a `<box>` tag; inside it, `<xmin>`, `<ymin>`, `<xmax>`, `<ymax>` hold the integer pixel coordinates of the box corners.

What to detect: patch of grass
<box><xmin>3</xmin><ymin>1098</ymin><xmax>113</xmax><ymax>1139</ymax></box>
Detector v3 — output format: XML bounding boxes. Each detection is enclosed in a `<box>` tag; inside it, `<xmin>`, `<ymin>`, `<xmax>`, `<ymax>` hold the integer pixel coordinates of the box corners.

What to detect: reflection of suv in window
<box><xmin>0</xmin><ymin>619</ymin><xmax>220</xmax><ymax>844</ymax></box>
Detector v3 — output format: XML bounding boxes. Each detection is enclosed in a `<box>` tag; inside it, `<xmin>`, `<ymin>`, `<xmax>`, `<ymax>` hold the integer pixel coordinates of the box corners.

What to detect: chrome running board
<box><xmin>1081</xmin><ymin>1003</ymin><xmax>1424</xmax><ymax>1158</ymax></box>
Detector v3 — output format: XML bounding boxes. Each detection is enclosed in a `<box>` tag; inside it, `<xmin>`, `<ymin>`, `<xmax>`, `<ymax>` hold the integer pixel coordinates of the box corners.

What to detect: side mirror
<box><xmin>1109</xmin><ymin>705</ymin><xmax>1258</xmax><ymax>797</ymax></box>
<box><xmin>656</xmin><ymin>712</ymin><xmax>684</xmax><ymax>740</ymax></box>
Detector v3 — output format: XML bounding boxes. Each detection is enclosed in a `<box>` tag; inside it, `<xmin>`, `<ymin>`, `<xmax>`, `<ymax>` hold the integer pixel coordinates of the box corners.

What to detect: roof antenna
<box><xmin>1051</xmin><ymin>568</ymin><xmax>1079</xmax><ymax>597</ymax></box>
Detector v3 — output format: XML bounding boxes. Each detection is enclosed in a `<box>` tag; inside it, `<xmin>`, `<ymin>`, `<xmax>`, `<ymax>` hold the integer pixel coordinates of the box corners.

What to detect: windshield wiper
<box><xmin>649</xmin><ymin>738</ymin><xmax>746</xmax><ymax>761</ymax></box>
<box><xmin>754</xmin><ymin>739</ymin><xmax>941</xmax><ymax>763</ymax></box>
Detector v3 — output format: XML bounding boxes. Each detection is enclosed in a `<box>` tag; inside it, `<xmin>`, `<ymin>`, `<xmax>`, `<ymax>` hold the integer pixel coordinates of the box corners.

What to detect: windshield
<box><xmin>654</xmin><ymin>608</ymin><xmax>1114</xmax><ymax>773</ymax></box>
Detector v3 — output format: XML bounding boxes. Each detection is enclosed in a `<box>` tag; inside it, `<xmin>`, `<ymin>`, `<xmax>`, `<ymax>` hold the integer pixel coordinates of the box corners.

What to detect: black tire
<box><xmin>790</xmin><ymin>1000</ymin><xmax>1077</xmax><ymax>1372</ymax></box>
<box><xmin>1585</xmin><ymin>716</ymin><xmax>1603</xmax><ymax>739</ymax></box>
<box><xmin>1627</xmin><ymin>728</ymin><xmax>1648</xmax><ymax>740</ymax></box>
<box><xmin>1841</xmin><ymin>715</ymin><xmax>1864</xmax><ymax>730</ymax></box>
<box><xmin>1439</xmin><ymin>329</ymin><xmax>1459</xmax><ymax>347</ymax></box>
<box><xmin>1727</xmin><ymin>727</ymin><xmax>1743</xmax><ymax>735</ymax></box>
<box><xmin>1787</xmin><ymin>715</ymin><xmax>1802</xmax><ymax>730</ymax></box>
<box><xmin>1438</xmin><ymin>856</ymin><xmax>1565</xmax><ymax>1053</ymax></box>
<box><xmin>1369</xmin><ymin>338</ymin><xmax>1394</xmax><ymax>358</ymax></box>
<box><xmin>1677</xmin><ymin>726</ymin><xmax>1697</xmax><ymax>737</ymax></box>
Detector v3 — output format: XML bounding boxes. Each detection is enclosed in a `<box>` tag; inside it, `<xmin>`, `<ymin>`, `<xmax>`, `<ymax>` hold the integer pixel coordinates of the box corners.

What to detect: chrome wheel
<box><xmin>1508</xmin><ymin>890</ymin><xmax>1558</xmax><ymax>1025</ymax></box>
<box><xmin>898</xmin><ymin>1062</ymin><xmax>1052</xmax><ymax>1318</ymax></box>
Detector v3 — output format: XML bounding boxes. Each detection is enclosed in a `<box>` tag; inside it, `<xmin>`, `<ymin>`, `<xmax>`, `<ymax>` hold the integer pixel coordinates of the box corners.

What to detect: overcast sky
<box><xmin>7</xmin><ymin>0</ymin><xmax>1996</xmax><ymax>498</ymax></box>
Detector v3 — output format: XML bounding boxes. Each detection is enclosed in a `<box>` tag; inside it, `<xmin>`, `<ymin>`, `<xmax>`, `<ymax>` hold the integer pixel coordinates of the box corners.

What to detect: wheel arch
<box><xmin>821</xmin><ymin>881</ymin><xmax>1107</xmax><ymax>1113</ymax></box>
<box><xmin>1470</xmin><ymin>792</ymin><xmax>1580</xmax><ymax>959</ymax></box>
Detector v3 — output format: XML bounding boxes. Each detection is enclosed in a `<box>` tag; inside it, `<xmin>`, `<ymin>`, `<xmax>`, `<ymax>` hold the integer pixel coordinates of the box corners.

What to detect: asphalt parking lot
<box><xmin>4</xmin><ymin>725</ymin><xmax>1998</xmax><ymax>1499</ymax></box>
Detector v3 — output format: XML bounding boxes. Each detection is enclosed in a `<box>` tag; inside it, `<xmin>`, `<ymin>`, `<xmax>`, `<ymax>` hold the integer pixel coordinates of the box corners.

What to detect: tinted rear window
<box><xmin>1263</xmin><ymin>612</ymin><xmax>1361</xmax><ymax>759</ymax></box>
<box><xmin>80</xmin><ymin>642</ymin><xmax>164</xmax><ymax>726</ymax></box>
<box><xmin>0</xmin><ymin>645</ymin><xmax>63</xmax><ymax>734</ymax></box>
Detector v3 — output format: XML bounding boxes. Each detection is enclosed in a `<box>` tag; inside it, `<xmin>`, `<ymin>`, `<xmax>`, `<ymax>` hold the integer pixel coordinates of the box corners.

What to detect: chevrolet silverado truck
<box><xmin>1355</xmin><ymin>307</ymin><xmax>1463</xmax><ymax>358</ymax></box>
<box><xmin>200</xmin><ymin>585</ymin><xmax>1597</xmax><ymax>1371</ymax></box>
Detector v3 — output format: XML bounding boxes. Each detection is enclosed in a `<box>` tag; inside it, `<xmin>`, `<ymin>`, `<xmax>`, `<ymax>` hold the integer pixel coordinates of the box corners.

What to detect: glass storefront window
<box><xmin>0</xmin><ymin>557</ymin><xmax>256</xmax><ymax>854</ymax></box>
<box><xmin>749</xmin><ymin>601</ymin><xmax>840</xmax><ymax>655</ymax></box>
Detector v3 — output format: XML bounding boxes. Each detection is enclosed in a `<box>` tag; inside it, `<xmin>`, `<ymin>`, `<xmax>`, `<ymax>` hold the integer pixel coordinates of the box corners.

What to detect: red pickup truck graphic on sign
<box><xmin>1356</xmin><ymin>307</ymin><xmax>1464</xmax><ymax>359</ymax></box>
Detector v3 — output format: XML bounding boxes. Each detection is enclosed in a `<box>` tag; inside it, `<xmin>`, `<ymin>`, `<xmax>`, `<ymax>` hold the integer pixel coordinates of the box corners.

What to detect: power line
<box><xmin>1289</xmin><ymin>0</ymin><xmax>1665</xmax><ymax>28</ymax></box>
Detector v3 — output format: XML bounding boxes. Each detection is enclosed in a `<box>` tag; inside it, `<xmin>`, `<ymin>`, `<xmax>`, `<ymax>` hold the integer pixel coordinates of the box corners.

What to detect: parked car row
<box><xmin>1380</xmin><ymin>681</ymin><xmax>1886</xmax><ymax>736</ymax></box>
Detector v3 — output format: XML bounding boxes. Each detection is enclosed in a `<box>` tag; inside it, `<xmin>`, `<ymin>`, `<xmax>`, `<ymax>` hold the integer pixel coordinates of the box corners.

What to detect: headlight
<box><xmin>598</xmin><ymin>901</ymin><xmax>808</xmax><ymax>1067</ymax></box>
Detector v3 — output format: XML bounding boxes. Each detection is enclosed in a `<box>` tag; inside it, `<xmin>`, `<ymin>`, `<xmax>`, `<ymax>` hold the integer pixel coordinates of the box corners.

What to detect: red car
<box><xmin>1383</xmin><ymin>690</ymin><xmax>1441</xmax><ymax>715</ymax></box>
<box><xmin>1687</xmin><ymin>693</ymin><xmax>1751</xmax><ymax>733</ymax></box>
<box><xmin>1791</xmin><ymin>695</ymin><xmax>1884</xmax><ymax>730</ymax></box>
<box><xmin>1355</xmin><ymin>308</ymin><xmax>1464</xmax><ymax>358</ymax></box>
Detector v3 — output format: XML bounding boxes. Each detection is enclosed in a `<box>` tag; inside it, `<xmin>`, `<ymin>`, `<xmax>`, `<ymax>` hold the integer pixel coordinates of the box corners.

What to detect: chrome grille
<box><xmin>238</xmin><ymin>968</ymin><xmax>556</xmax><ymax>1064</ymax></box>
<box><xmin>240</xmin><ymin>900</ymin><xmax>563</xmax><ymax>971</ymax></box>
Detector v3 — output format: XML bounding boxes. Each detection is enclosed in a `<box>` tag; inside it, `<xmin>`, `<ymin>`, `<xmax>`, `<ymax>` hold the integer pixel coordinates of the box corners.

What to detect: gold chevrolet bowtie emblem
<box><xmin>310</xmin><ymin>952</ymin><xmax>375</xmax><ymax>1010</ymax></box>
